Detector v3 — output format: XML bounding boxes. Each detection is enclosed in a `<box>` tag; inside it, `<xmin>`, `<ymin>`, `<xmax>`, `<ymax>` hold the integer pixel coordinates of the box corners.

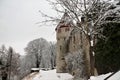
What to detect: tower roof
<box><xmin>55</xmin><ymin>12</ymin><xmax>72</xmax><ymax>31</ymax></box>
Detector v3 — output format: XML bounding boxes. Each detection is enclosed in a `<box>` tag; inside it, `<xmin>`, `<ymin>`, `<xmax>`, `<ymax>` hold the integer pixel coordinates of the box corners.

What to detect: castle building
<box><xmin>55</xmin><ymin>12</ymin><xmax>85</xmax><ymax>73</ymax></box>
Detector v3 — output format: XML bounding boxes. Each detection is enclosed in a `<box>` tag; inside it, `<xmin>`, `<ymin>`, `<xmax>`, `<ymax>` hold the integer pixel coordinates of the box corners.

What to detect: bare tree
<box><xmin>39</xmin><ymin>0</ymin><xmax>118</xmax><ymax>78</ymax></box>
<box><xmin>19</xmin><ymin>55</ymin><xmax>36</xmax><ymax>80</ymax></box>
<box><xmin>65</xmin><ymin>50</ymin><xmax>86</xmax><ymax>79</ymax></box>
<box><xmin>0</xmin><ymin>45</ymin><xmax>7</xmax><ymax>65</ymax></box>
<box><xmin>24</xmin><ymin>38</ymin><xmax>56</xmax><ymax>69</ymax></box>
<box><xmin>0</xmin><ymin>45</ymin><xmax>20</xmax><ymax>80</ymax></box>
<box><xmin>7</xmin><ymin>47</ymin><xmax>13</xmax><ymax>80</ymax></box>
<box><xmin>25</xmin><ymin>38</ymin><xmax>49</xmax><ymax>68</ymax></box>
<box><xmin>0</xmin><ymin>45</ymin><xmax>8</xmax><ymax>80</ymax></box>
<box><xmin>48</xmin><ymin>42</ymin><xmax>56</xmax><ymax>69</ymax></box>
<box><xmin>7</xmin><ymin>47</ymin><xmax>20</xmax><ymax>80</ymax></box>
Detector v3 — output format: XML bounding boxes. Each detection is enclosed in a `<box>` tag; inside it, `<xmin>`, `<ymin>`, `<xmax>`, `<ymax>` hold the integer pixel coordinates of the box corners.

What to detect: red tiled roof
<box><xmin>55</xmin><ymin>24</ymin><xmax>71</xmax><ymax>31</ymax></box>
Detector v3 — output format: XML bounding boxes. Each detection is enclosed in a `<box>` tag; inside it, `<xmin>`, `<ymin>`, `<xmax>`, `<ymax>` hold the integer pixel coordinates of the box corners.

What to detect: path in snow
<box><xmin>23</xmin><ymin>69</ymin><xmax>73</xmax><ymax>80</ymax></box>
<box><xmin>33</xmin><ymin>69</ymin><xmax>73</xmax><ymax>80</ymax></box>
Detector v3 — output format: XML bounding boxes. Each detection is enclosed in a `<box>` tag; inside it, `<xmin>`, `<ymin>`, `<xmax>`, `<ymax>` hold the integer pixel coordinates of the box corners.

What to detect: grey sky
<box><xmin>0</xmin><ymin>0</ymin><xmax>57</xmax><ymax>55</ymax></box>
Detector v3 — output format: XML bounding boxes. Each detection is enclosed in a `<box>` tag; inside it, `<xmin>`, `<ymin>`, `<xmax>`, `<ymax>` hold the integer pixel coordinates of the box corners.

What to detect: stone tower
<box><xmin>55</xmin><ymin>12</ymin><xmax>72</xmax><ymax>73</ymax></box>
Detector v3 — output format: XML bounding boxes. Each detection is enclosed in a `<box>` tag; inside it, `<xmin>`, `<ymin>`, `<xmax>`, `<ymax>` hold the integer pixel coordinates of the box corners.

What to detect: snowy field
<box><xmin>23</xmin><ymin>69</ymin><xmax>120</xmax><ymax>80</ymax></box>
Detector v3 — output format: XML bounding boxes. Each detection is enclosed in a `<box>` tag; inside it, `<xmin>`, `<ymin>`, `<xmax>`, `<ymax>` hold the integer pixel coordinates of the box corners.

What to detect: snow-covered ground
<box><xmin>33</xmin><ymin>69</ymin><xmax>73</xmax><ymax>80</ymax></box>
<box><xmin>23</xmin><ymin>69</ymin><xmax>120</xmax><ymax>80</ymax></box>
<box><xmin>23</xmin><ymin>69</ymin><xmax>73</xmax><ymax>80</ymax></box>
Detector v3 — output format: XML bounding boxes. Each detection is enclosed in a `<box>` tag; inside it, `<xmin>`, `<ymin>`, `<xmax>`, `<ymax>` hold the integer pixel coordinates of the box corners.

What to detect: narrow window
<box><xmin>73</xmin><ymin>35</ymin><xmax>75</xmax><ymax>44</ymax></box>
<box><xmin>60</xmin><ymin>45</ymin><xmax>62</xmax><ymax>50</ymax></box>
<box><xmin>61</xmin><ymin>57</ymin><xmax>65</xmax><ymax>60</ymax></box>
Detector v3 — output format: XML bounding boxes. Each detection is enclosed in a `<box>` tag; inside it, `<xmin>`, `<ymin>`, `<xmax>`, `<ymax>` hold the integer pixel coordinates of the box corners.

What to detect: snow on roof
<box><xmin>89</xmin><ymin>73</ymin><xmax>112</xmax><ymax>80</ymax></box>
<box><xmin>89</xmin><ymin>70</ymin><xmax>120</xmax><ymax>80</ymax></box>
<box><xmin>108</xmin><ymin>71</ymin><xmax>120</xmax><ymax>80</ymax></box>
<box><xmin>55</xmin><ymin>12</ymin><xmax>73</xmax><ymax>31</ymax></box>
<box><xmin>31</xmin><ymin>68</ymin><xmax>40</xmax><ymax>71</ymax></box>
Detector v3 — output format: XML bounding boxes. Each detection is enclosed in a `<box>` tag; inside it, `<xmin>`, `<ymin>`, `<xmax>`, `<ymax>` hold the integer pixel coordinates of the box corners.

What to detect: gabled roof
<box><xmin>55</xmin><ymin>12</ymin><xmax>72</xmax><ymax>31</ymax></box>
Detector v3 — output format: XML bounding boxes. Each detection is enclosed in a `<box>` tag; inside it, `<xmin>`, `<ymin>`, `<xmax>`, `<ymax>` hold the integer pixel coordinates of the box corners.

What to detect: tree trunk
<box><xmin>8</xmin><ymin>51</ymin><xmax>12</xmax><ymax>80</ymax></box>
<box><xmin>88</xmin><ymin>35</ymin><xmax>95</xmax><ymax>76</ymax></box>
<box><xmin>36</xmin><ymin>54</ymin><xmax>39</xmax><ymax>68</ymax></box>
<box><xmin>82</xmin><ymin>34</ymin><xmax>91</xmax><ymax>79</ymax></box>
<box><xmin>90</xmin><ymin>46</ymin><xmax>95</xmax><ymax>75</ymax></box>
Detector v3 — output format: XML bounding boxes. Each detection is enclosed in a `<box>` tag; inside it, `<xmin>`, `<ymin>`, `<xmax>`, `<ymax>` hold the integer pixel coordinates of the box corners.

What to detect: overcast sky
<box><xmin>0</xmin><ymin>0</ymin><xmax>57</xmax><ymax>55</ymax></box>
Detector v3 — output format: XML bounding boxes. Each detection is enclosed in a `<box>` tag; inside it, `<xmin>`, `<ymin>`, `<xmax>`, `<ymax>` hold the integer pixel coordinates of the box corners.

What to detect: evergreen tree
<box><xmin>95</xmin><ymin>22</ymin><xmax>120</xmax><ymax>74</ymax></box>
